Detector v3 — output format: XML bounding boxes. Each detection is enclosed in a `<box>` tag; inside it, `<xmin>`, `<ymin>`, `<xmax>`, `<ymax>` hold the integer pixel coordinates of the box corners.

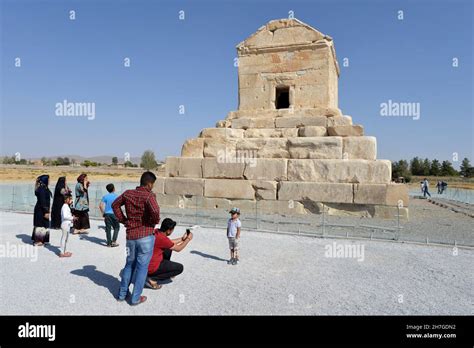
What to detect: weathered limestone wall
<box><xmin>237</xmin><ymin>19</ymin><xmax>339</xmax><ymax>111</ymax></box>
<box><xmin>238</xmin><ymin>46</ymin><xmax>338</xmax><ymax>110</ymax></box>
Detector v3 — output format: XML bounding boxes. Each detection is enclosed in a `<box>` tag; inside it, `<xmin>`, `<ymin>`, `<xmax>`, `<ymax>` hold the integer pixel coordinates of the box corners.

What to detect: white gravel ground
<box><xmin>0</xmin><ymin>211</ymin><xmax>472</xmax><ymax>315</ymax></box>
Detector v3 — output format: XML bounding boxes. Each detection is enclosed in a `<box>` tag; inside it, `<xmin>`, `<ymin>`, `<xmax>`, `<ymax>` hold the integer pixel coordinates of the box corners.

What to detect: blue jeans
<box><xmin>118</xmin><ymin>234</ymin><xmax>155</xmax><ymax>304</ymax></box>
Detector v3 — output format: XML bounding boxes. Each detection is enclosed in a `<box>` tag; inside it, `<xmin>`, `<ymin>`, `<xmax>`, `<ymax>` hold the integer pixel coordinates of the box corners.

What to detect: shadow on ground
<box><xmin>79</xmin><ymin>234</ymin><xmax>107</xmax><ymax>246</ymax></box>
<box><xmin>71</xmin><ymin>265</ymin><xmax>120</xmax><ymax>298</ymax></box>
<box><xmin>16</xmin><ymin>233</ymin><xmax>60</xmax><ymax>255</ymax></box>
<box><xmin>190</xmin><ymin>250</ymin><xmax>227</xmax><ymax>262</ymax></box>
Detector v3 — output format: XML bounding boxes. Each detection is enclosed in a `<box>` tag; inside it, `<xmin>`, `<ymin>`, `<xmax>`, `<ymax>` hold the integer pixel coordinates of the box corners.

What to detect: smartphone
<box><xmin>186</xmin><ymin>228</ymin><xmax>191</xmax><ymax>236</ymax></box>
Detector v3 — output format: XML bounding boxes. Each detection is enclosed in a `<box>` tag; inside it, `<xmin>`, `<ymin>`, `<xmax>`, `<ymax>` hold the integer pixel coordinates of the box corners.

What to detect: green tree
<box><xmin>440</xmin><ymin>160</ymin><xmax>457</xmax><ymax>176</ymax></box>
<box><xmin>112</xmin><ymin>157</ymin><xmax>118</xmax><ymax>165</ymax></box>
<box><xmin>410</xmin><ymin>157</ymin><xmax>423</xmax><ymax>176</ymax></box>
<box><xmin>392</xmin><ymin>160</ymin><xmax>411</xmax><ymax>182</ymax></box>
<box><xmin>430</xmin><ymin>159</ymin><xmax>441</xmax><ymax>176</ymax></box>
<box><xmin>140</xmin><ymin>150</ymin><xmax>158</xmax><ymax>170</ymax></box>
<box><xmin>82</xmin><ymin>160</ymin><xmax>99</xmax><ymax>167</ymax></box>
<box><xmin>460</xmin><ymin>158</ymin><xmax>473</xmax><ymax>178</ymax></box>
<box><xmin>124</xmin><ymin>161</ymin><xmax>137</xmax><ymax>168</ymax></box>
<box><xmin>422</xmin><ymin>158</ymin><xmax>431</xmax><ymax>176</ymax></box>
<box><xmin>2</xmin><ymin>156</ymin><xmax>15</xmax><ymax>164</ymax></box>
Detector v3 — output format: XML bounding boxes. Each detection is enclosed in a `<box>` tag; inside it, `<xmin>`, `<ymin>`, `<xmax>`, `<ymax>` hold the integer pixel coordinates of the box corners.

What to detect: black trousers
<box><xmin>104</xmin><ymin>214</ymin><xmax>120</xmax><ymax>244</ymax></box>
<box><xmin>148</xmin><ymin>249</ymin><xmax>184</xmax><ymax>281</ymax></box>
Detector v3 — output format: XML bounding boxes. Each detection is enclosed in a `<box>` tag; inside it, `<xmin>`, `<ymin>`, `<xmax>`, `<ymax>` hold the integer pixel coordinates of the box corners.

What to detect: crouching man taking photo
<box><xmin>145</xmin><ymin>218</ymin><xmax>192</xmax><ymax>290</ymax></box>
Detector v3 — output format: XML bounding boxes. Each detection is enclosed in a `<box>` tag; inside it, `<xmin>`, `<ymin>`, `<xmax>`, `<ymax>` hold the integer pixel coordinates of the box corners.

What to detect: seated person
<box><xmin>146</xmin><ymin>218</ymin><xmax>193</xmax><ymax>290</ymax></box>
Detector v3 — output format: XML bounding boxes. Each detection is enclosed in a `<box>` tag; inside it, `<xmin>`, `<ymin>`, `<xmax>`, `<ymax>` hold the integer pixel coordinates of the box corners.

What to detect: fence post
<box><xmin>255</xmin><ymin>200</ymin><xmax>258</xmax><ymax>230</ymax></box>
<box><xmin>395</xmin><ymin>205</ymin><xmax>400</xmax><ymax>241</ymax></box>
<box><xmin>322</xmin><ymin>203</ymin><xmax>325</xmax><ymax>237</ymax></box>
<box><xmin>195</xmin><ymin>195</ymin><xmax>198</xmax><ymax>226</ymax></box>
<box><xmin>11</xmin><ymin>185</ymin><xmax>15</xmax><ymax>211</ymax></box>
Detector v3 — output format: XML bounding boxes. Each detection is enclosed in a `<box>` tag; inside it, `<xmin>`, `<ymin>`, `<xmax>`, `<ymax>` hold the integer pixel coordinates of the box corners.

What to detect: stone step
<box><xmin>179</xmin><ymin>136</ymin><xmax>377</xmax><ymax>160</ymax></box>
<box><xmin>287</xmin><ymin>159</ymin><xmax>391</xmax><ymax>183</ymax></box>
<box><xmin>226</xmin><ymin>107</ymin><xmax>343</xmax><ymax>120</ymax></box>
<box><xmin>166</xmin><ymin>157</ymin><xmax>391</xmax><ymax>184</ymax></box>
<box><xmin>229</xmin><ymin>115</ymin><xmax>352</xmax><ymax>129</ymax></box>
<box><xmin>151</xmin><ymin>193</ymin><xmax>409</xmax><ymax>220</ymax></box>
<box><xmin>156</xmin><ymin>177</ymin><xmax>409</xmax><ymax>207</ymax></box>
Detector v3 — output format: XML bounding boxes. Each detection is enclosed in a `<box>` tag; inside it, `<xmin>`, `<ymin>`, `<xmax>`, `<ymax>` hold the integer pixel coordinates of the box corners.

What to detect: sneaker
<box><xmin>234</xmin><ymin>259</ymin><xmax>239</xmax><ymax>265</ymax></box>
<box><xmin>227</xmin><ymin>258</ymin><xmax>234</xmax><ymax>265</ymax></box>
<box><xmin>231</xmin><ymin>259</ymin><xmax>237</xmax><ymax>265</ymax></box>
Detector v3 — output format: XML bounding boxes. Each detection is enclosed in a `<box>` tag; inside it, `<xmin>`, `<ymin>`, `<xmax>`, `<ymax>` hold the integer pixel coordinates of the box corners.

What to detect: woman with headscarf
<box><xmin>73</xmin><ymin>173</ymin><xmax>90</xmax><ymax>234</ymax></box>
<box><xmin>32</xmin><ymin>174</ymin><xmax>52</xmax><ymax>246</ymax></box>
<box><xmin>51</xmin><ymin>176</ymin><xmax>72</xmax><ymax>229</ymax></box>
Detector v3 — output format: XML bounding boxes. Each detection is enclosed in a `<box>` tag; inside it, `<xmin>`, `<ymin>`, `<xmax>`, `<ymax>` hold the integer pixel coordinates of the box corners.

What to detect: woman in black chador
<box><xmin>32</xmin><ymin>174</ymin><xmax>52</xmax><ymax>246</ymax></box>
<box><xmin>51</xmin><ymin>176</ymin><xmax>72</xmax><ymax>229</ymax></box>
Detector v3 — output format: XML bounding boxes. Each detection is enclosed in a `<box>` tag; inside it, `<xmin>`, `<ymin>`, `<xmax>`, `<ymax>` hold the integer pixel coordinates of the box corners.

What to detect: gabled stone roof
<box><xmin>236</xmin><ymin>18</ymin><xmax>332</xmax><ymax>51</ymax></box>
<box><xmin>236</xmin><ymin>18</ymin><xmax>339</xmax><ymax>75</ymax></box>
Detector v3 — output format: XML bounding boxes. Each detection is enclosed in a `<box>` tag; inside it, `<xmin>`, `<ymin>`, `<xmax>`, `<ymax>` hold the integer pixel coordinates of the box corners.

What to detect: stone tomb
<box><xmin>157</xmin><ymin>19</ymin><xmax>409</xmax><ymax>219</ymax></box>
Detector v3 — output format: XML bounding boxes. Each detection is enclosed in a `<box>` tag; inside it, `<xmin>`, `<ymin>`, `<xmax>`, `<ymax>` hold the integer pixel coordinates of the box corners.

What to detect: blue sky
<box><xmin>1</xmin><ymin>0</ymin><xmax>472</xmax><ymax>166</ymax></box>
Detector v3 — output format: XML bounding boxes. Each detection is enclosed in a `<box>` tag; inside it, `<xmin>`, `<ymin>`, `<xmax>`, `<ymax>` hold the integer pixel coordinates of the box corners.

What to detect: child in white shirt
<box><xmin>60</xmin><ymin>194</ymin><xmax>74</xmax><ymax>258</ymax></box>
<box><xmin>227</xmin><ymin>208</ymin><xmax>241</xmax><ymax>265</ymax></box>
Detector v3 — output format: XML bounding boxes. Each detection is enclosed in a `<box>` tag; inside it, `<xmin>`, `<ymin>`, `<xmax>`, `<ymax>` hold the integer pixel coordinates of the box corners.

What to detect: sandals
<box><xmin>145</xmin><ymin>279</ymin><xmax>162</xmax><ymax>290</ymax></box>
<box><xmin>59</xmin><ymin>252</ymin><xmax>72</xmax><ymax>258</ymax></box>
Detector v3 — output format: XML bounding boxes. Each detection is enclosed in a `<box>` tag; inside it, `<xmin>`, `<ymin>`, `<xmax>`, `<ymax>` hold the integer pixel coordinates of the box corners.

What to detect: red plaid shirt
<box><xmin>112</xmin><ymin>186</ymin><xmax>160</xmax><ymax>240</ymax></box>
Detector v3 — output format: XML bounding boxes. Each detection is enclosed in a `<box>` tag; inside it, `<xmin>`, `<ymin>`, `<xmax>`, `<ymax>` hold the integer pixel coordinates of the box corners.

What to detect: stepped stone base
<box><xmin>154</xmin><ymin>177</ymin><xmax>408</xmax><ymax>210</ymax></box>
<box><xmin>152</xmin><ymin>190</ymin><xmax>409</xmax><ymax>221</ymax></box>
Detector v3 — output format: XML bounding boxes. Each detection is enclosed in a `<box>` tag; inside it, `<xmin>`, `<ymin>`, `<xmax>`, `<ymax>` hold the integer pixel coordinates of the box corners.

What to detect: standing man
<box><xmin>112</xmin><ymin>172</ymin><xmax>160</xmax><ymax>305</ymax></box>
<box><xmin>423</xmin><ymin>178</ymin><xmax>431</xmax><ymax>198</ymax></box>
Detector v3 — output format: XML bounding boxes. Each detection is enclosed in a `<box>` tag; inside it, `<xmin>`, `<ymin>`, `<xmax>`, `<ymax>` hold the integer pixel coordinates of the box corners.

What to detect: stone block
<box><xmin>343</xmin><ymin>136</ymin><xmax>376</xmax><ymax>160</ymax></box>
<box><xmin>275</xmin><ymin>116</ymin><xmax>327</xmax><ymax>128</ymax></box>
<box><xmin>278</xmin><ymin>182</ymin><xmax>353</xmax><ymax>203</ymax></box>
<box><xmin>327</xmin><ymin>115</ymin><xmax>352</xmax><ymax>127</ymax></box>
<box><xmin>244</xmin><ymin>128</ymin><xmax>298</xmax><ymax>138</ymax></box>
<box><xmin>181</xmin><ymin>138</ymin><xmax>204</xmax><ymax>157</ymax></box>
<box><xmin>251</xmin><ymin>180</ymin><xmax>277</xmax><ymax>200</ymax></box>
<box><xmin>287</xmin><ymin>159</ymin><xmax>391</xmax><ymax>184</ymax></box>
<box><xmin>288</xmin><ymin>137</ymin><xmax>342</xmax><ymax>159</ymax></box>
<box><xmin>353</xmin><ymin>184</ymin><xmax>409</xmax><ymax>206</ymax></box>
<box><xmin>204</xmin><ymin>179</ymin><xmax>255</xmax><ymax>199</ymax></box>
<box><xmin>152</xmin><ymin>177</ymin><xmax>165</xmax><ymax>194</ymax></box>
<box><xmin>236</xmin><ymin>138</ymin><xmax>289</xmax><ymax>158</ymax></box>
<box><xmin>164</xmin><ymin>178</ymin><xmax>204</xmax><ymax>196</ymax></box>
<box><xmin>202</xmin><ymin>158</ymin><xmax>245</xmax><ymax>179</ymax></box>
<box><xmin>215</xmin><ymin>120</ymin><xmax>231</xmax><ymax>128</ymax></box>
<box><xmin>203</xmin><ymin>139</ymin><xmax>238</xmax><ymax>157</ymax></box>
<box><xmin>199</xmin><ymin>128</ymin><xmax>244</xmax><ymax>139</ymax></box>
<box><xmin>165</xmin><ymin>157</ymin><xmax>202</xmax><ymax>178</ymax></box>
<box><xmin>231</xmin><ymin>117</ymin><xmax>275</xmax><ymax>129</ymax></box>
<box><xmin>327</xmin><ymin>125</ymin><xmax>364</xmax><ymax>137</ymax></box>
<box><xmin>196</xmin><ymin>197</ymin><xmax>233</xmax><ymax>211</ymax></box>
<box><xmin>154</xmin><ymin>193</ymin><xmax>180</xmax><ymax>207</ymax></box>
<box><xmin>257</xmin><ymin>199</ymin><xmax>307</xmax><ymax>215</ymax></box>
<box><xmin>298</xmin><ymin>126</ymin><xmax>327</xmax><ymax>137</ymax></box>
<box><xmin>243</xmin><ymin>158</ymin><xmax>288</xmax><ymax>181</ymax></box>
